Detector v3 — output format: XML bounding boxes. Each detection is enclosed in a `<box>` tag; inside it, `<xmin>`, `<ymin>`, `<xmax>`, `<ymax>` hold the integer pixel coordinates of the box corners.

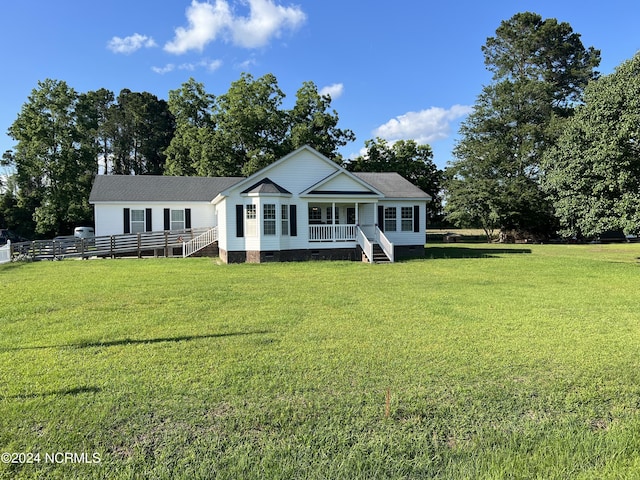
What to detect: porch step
<box><xmin>372</xmin><ymin>244</ymin><xmax>391</xmax><ymax>263</ymax></box>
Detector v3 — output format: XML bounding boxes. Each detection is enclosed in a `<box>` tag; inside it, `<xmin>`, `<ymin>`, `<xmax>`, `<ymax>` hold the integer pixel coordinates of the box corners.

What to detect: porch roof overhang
<box><xmin>299</xmin><ymin>193</ymin><xmax>380</xmax><ymax>201</ymax></box>
<box><xmin>299</xmin><ymin>170</ymin><xmax>385</xmax><ymax>198</ymax></box>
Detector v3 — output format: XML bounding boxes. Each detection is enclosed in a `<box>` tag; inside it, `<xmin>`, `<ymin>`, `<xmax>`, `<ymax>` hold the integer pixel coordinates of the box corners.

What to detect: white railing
<box><xmin>309</xmin><ymin>224</ymin><xmax>357</xmax><ymax>242</ymax></box>
<box><xmin>183</xmin><ymin>227</ymin><xmax>218</xmax><ymax>258</ymax></box>
<box><xmin>356</xmin><ymin>227</ymin><xmax>373</xmax><ymax>263</ymax></box>
<box><xmin>0</xmin><ymin>240</ymin><xmax>11</xmax><ymax>264</ymax></box>
<box><xmin>376</xmin><ymin>227</ymin><xmax>394</xmax><ymax>263</ymax></box>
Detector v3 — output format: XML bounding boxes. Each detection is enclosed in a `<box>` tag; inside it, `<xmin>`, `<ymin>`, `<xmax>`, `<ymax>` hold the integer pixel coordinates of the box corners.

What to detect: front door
<box><xmin>347</xmin><ymin>207</ymin><xmax>356</xmax><ymax>225</ymax></box>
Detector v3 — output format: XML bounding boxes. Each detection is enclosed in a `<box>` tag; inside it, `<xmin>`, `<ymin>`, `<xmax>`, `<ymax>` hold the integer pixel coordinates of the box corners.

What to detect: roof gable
<box><xmin>300</xmin><ymin>170</ymin><xmax>383</xmax><ymax>197</ymax></box>
<box><xmin>218</xmin><ymin>145</ymin><xmax>340</xmax><ymax>198</ymax></box>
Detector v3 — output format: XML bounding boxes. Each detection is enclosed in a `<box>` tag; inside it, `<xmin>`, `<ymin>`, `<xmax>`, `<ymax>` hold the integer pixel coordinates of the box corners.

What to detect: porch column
<box><xmin>355</xmin><ymin>202</ymin><xmax>359</xmax><ymax>225</ymax></box>
<box><xmin>332</xmin><ymin>202</ymin><xmax>336</xmax><ymax>242</ymax></box>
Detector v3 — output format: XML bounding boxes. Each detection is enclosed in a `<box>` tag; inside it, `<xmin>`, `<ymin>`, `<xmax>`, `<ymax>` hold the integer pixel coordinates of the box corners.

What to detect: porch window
<box><xmin>264</xmin><ymin>204</ymin><xmax>276</xmax><ymax>235</ymax></box>
<box><xmin>326</xmin><ymin>206</ymin><xmax>339</xmax><ymax>224</ymax></box>
<box><xmin>246</xmin><ymin>204</ymin><xmax>257</xmax><ymax>236</ymax></box>
<box><xmin>309</xmin><ymin>206</ymin><xmax>322</xmax><ymax>223</ymax></box>
<box><xmin>171</xmin><ymin>209</ymin><xmax>185</xmax><ymax>231</ymax></box>
<box><xmin>281</xmin><ymin>204</ymin><xmax>289</xmax><ymax>236</ymax></box>
<box><xmin>401</xmin><ymin>207</ymin><xmax>413</xmax><ymax>232</ymax></box>
<box><xmin>131</xmin><ymin>209</ymin><xmax>145</xmax><ymax>234</ymax></box>
<box><xmin>384</xmin><ymin>207</ymin><xmax>397</xmax><ymax>232</ymax></box>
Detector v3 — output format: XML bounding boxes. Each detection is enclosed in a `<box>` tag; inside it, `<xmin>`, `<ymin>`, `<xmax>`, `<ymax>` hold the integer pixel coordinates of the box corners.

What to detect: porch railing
<box><xmin>309</xmin><ymin>224</ymin><xmax>357</xmax><ymax>242</ymax></box>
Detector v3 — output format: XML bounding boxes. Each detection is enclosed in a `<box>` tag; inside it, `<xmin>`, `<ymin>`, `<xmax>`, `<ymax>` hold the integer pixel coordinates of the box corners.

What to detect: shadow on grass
<box><xmin>0</xmin><ymin>261</ymin><xmax>29</xmax><ymax>271</ymax></box>
<box><xmin>425</xmin><ymin>246</ymin><xmax>532</xmax><ymax>259</ymax></box>
<box><xmin>5</xmin><ymin>385</ymin><xmax>101</xmax><ymax>400</ymax></box>
<box><xmin>2</xmin><ymin>331</ymin><xmax>271</xmax><ymax>352</ymax></box>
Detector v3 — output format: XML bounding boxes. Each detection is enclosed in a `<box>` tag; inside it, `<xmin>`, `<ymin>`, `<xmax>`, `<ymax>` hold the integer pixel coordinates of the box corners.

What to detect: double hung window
<box><xmin>281</xmin><ymin>205</ymin><xmax>289</xmax><ymax>236</ymax></box>
<box><xmin>401</xmin><ymin>207</ymin><xmax>413</xmax><ymax>232</ymax></box>
<box><xmin>384</xmin><ymin>207</ymin><xmax>397</xmax><ymax>232</ymax></box>
<box><xmin>263</xmin><ymin>204</ymin><xmax>276</xmax><ymax>235</ymax></box>
<box><xmin>131</xmin><ymin>209</ymin><xmax>145</xmax><ymax>233</ymax></box>
<box><xmin>246</xmin><ymin>205</ymin><xmax>257</xmax><ymax>236</ymax></box>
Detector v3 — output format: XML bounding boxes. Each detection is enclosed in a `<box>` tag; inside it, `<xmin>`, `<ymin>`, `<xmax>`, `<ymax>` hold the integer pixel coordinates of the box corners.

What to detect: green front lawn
<box><xmin>1</xmin><ymin>244</ymin><xmax>640</xmax><ymax>478</ymax></box>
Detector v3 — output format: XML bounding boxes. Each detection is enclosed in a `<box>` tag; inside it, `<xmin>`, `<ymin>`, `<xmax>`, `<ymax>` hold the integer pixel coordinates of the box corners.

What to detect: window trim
<box><xmin>401</xmin><ymin>206</ymin><xmax>413</xmax><ymax>232</ymax></box>
<box><xmin>130</xmin><ymin>209</ymin><xmax>145</xmax><ymax>234</ymax></box>
<box><xmin>281</xmin><ymin>204</ymin><xmax>289</xmax><ymax>236</ymax></box>
<box><xmin>384</xmin><ymin>207</ymin><xmax>397</xmax><ymax>232</ymax></box>
<box><xmin>263</xmin><ymin>204</ymin><xmax>276</xmax><ymax>236</ymax></box>
<box><xmin>245</xmin><ymin>204</ymin><xmax>257</xmax><ymax>237</ymax></box>
<box><xmin>171</xmin><ymin>209</ymin><xmax>185</xmax><ymax>231</ymax></box>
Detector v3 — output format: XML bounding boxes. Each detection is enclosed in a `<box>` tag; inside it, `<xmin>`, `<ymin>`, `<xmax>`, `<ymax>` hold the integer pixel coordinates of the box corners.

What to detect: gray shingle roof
<box><xmin>89</xmin><ymin>175</ymin><xmax>244</xmax><ymax>203</ymax></box>
<box><xmin>89</xmin><ymin>171</ymin><xmax>430</xmax><ymax>203</ymax></box>
<box><xmin>353</xmin><ymin>172</ymin><xmax>431</xmax><ymax>199</ymax></box>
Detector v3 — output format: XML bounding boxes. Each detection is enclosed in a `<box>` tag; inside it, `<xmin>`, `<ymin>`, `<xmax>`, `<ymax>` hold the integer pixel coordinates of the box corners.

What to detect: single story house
<box><xmin>89</xmin><ymin>145</ymin><xmax>431</xmax><ymax>263</ymax></box>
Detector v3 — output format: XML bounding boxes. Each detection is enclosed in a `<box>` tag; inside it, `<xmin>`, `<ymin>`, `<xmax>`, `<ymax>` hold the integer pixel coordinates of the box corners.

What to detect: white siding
<box><xmin>257</xmin><ymin>149</ymin><xmax>338</xmax><ymax>194</ymax></box>
<box><xmin>94</xmin><ymin>202</ymin><xmax>215</xmax><ymax>237</ymax></box>
<box><xmin>313</xmin><ymin>173</ymin><xmax>373</xmax><ymax>193</ymax></box>
<box><xmin>378</xmin><ymin>201</ymin><xmax>427</xmax><ymax>246</ymax></box>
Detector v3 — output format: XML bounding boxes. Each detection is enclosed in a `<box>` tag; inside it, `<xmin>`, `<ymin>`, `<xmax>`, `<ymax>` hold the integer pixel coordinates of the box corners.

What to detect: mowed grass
<box><xmin>2</xmin><ymin>244</ymin><xmax>640</xmax><ymax>479</ymax></box>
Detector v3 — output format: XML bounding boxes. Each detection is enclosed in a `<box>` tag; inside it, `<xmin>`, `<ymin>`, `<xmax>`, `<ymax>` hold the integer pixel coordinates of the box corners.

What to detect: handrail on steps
<box><xmin>183</xmin><ymin>227</ymin><xmax>218</xmax><ymax>258</ymax></box>
<box><xmin>356</xmin><ymin>226</ymin><xmax>373</xmax><ymax>263</ymax></box>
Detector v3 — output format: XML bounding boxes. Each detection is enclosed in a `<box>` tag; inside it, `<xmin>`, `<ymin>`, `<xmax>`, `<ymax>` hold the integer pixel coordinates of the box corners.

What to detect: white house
<box><xmin>89</xmin><ymin>146</ymin><xmax>431</xmax><ymax>263</ymax></box>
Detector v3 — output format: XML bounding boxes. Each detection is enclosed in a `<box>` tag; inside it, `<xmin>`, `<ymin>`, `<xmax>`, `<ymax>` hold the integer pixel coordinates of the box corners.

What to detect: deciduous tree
<box><xmin>542</xmin><ymin>53</ymin><xmax>640</xmax><ymax>238</ymax></box>
<box><xmin>287</xmin><ymin>81</ymin><xmax>355</xmax><ymax>162</ymax></box>
<box><xmin>445</xmin><ymin>12</ymin><xmax>600</xmax><ymax>239</ymax></box>
<box><xmin>8</xmin><ymin>79</ymin><xmax>94</xmax><ymax>236</ymax></box>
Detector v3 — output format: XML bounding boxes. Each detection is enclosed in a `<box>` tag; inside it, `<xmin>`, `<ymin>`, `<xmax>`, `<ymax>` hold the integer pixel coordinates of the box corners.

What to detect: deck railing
<box><xmin>11</xmin><ymin>228</ymin><xmax>209</xmax><ymax>260</ymax></box>
<box><xmin>309</xmin><ymin>224</ymin><xmax>357</xmax><ymax>242</ymax></box>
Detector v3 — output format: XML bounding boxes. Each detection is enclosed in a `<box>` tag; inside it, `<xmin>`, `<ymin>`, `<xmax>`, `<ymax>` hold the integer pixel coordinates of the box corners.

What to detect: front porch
<box><xmin>306</xmin><ymin>202</ymin><xmax>393</xmax><ymax>262</ymax></box>
<box><xmin>307</xmin><ymin>202</ymin><xmax>374</xmax><ymax>243</ymax></box>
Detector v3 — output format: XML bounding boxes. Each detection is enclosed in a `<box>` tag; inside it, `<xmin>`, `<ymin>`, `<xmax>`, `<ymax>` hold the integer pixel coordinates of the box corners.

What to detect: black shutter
<box><xmin>123</xmin><ymin>208</ymin><xmax>130</xmax><ymax>234</ymax></box>
<box><xmin>164</xmin><ymin>208</ymin><xmax>170</xmax><ymax>231</ymax></box>
<box><xmin>413</xmin><ymin>205</ymin><xmax>420</xmax><ymax>233</ymax></box>
<box><xmin>236</xmin><ymin>205</ymin><xmax>244</xmax><ymax>237</ymax></box>
<box><xmin>290</xmin><ymin>205</ymin><xmax>297</xmax><ymax>237</ymax></box>
<box><xmin>378</xmin><ymin>205</ymin><xmax>384</xmax><ymax>232</ymax></box>
<box><xmin>185</xmin><ymin>208</ymin><xmax>191</xmax><ymax>229</ymax></box>
<box><xmin>145</xmin><ymin>208</ymin><xmax>153</xmax><ymax>232</ymax></box>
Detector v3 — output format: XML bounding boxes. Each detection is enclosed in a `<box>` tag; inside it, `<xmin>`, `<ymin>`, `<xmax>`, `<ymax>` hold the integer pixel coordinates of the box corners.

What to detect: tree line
<box><xmin>1</xmin><ymin>74</ymin><xmax>442</xmax><ymax>238</ymax></box>
<box><xmin>3</xmin><ymin>11</ymin><xmax>639</xmax><ymax>242</ymax></box>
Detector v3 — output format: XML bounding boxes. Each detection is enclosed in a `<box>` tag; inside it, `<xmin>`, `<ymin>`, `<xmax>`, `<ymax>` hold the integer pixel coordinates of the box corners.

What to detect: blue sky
<box><xmin>1</xmin><ymin>0</ymin><xmax>639</xmax><ymax>173</ymax></box>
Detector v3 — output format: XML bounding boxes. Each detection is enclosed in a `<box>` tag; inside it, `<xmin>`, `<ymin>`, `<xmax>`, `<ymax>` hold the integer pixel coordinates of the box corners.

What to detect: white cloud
<box><xmin>230</xmin><ymin>0</ymin><xmax>306</xmax><ymax>48</ymax></box>
<box><xmin>164</xmin><ymin>0</ymin><xmax>306</xmax><ymax>54</ymax></box>
<box><xmin>236</xmin><ymin>57</ymin><xmax>257</xmax><ymax>69</ymax></box>
<box><xmin>319</xmin><ymin>83</ymin><xmax>344</xmax><ymax>100</ymax></box>
<box><xmin>108</xmin><ymin>33</ymin><xmax>157</xmax><ymax>54</ymax></box>
<box><xmin>164</xmin><ymin>0</ymin><xmax>231</xmax><ymax>54</ymax></box>
<box><xmin>152</xmin><ymin>64</ymin><xmax>176</xmax><ymax>75</ymax></box>
<box><xmin>152</xmin><ymin>59</ymin><xmax>223</xmax><ymax>75</ymax></box>
<box><xmin>373</xmin><ymin>105</ymin><xmax>472</xmax><ymax>144</ymax></box>
<box><xmin>201</xmin><ymin>59</ymin><xmax>224</xmax><ymax>71</ymax></box>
